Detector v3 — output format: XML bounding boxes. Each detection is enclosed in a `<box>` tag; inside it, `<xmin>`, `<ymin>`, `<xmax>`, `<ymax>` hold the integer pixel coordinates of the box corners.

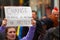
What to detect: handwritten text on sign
<box><xmin>4</xmin><ymin>6</ymin><xmax>32</xmax><ymax>26</ymax></box>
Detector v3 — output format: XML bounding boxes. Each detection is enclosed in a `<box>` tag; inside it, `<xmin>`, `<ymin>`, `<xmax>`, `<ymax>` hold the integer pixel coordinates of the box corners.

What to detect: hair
<box><xmin>48</xmin><ymin>14</ymin><xmax>58</xmax><ymax>27</ymax></box>
<box><xmin>52</xmin><ymin>7</ymin><xmax>59</xmax><ymax>13</ymax></box>
<box><xmin>32</xmin><ymin>10</ymin><xmax>37</xmax><ymax>15</ymax></box>
<box><xmin>45</xmin><ymin>5</ymin><xmax>52</xmax><ymax>10</ymax></box>
<box><xmin>5</xmin><ymin>27</ymin><xmax>19</xmax><ymax>40</ymax></box>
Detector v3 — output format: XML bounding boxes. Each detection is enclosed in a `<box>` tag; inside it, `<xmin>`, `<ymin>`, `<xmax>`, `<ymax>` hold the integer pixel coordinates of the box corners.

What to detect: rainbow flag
<box><xmin>17</xmin><ymin>25</ymin><xmax>23</xmax><ymax>39</ymax></box>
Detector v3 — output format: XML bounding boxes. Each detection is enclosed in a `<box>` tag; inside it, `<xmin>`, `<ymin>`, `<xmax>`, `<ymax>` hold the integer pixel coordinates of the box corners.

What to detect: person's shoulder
<box><xmin>47</xmin><ymin>27</ymin><xmax>56</xmax><ymax>33</ymax></box>
<box><xmin>52</xmin><ymin>26</ymin><xmax>59</xmax><ymax>37</ymax></box>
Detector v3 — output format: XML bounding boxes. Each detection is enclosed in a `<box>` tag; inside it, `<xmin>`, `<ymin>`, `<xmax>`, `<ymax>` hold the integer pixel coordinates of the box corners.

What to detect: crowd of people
<box><xmin>0</xmin><ymin>7</ymin><xmax>59</xmax><ymax>40</ymax></box>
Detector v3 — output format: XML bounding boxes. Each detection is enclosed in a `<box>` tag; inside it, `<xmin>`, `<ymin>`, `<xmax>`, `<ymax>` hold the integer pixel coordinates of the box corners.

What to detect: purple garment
<box><xmin>0</xmin><ymin>26</ymin><xmax>6</xmax><ymax>33</ymax></box>
<box><xmin>20</xmin><ymin>26</ymin><xmax>36</xmax><ymax>40</ymax></box>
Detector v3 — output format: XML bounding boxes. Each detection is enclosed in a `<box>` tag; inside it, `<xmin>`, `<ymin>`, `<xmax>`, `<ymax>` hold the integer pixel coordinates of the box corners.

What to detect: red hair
<box><xmin>48</xmin><ymin>14</ymin><xmax>58</xmax><ymax>27</ymax></box>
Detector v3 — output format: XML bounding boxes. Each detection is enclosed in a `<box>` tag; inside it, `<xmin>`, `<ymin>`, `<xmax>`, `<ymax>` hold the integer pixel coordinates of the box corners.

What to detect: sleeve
<box><xmin>20</xmin><ymin>26</ymin><xmax>36</xmax><ymax>40</ymax></box>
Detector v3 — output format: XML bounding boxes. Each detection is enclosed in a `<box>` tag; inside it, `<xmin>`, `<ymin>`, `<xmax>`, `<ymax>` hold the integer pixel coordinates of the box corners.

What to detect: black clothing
<box><xmin>43</xmin><ymin>27</ymin><xmax>59</xmax><ymax>40</ymax></box>
<box><xmin>0</xmin><ymin>32</ymin><xmax>4</xmax><ymax>40</ymax></box>
<box><xmin>33</xmin><ymin>19</ymin><xmax>42</xmax><ymax>40</ymax></box>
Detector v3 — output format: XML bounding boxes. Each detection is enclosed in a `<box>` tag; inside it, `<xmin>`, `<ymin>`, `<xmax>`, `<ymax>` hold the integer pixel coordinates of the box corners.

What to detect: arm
<box><xmin>21</xmin><ymin>26</ymin><xmax>36</xmax><ymax>40</ymax></box>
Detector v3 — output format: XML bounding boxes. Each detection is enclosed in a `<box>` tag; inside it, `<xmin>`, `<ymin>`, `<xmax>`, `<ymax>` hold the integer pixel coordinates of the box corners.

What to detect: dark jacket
<box><xmin>43</xmin><ymin>27</ymin><xmax>59</xmax><ymax>40</ymax></box>
<box><xmin>33</xmin><ymin>19</ymin><xmax>42</xmax><ymax>40</ymax></box>
<box><xmin>0</xmin><ymin>32</ymin><xmax>4</xmax><ymax>40</ymax></box>
<box><xmin>22</xmin><ymin>27</ymin><xmax>29</xmax><ymax>38</ymax></box>
<box><xmin>0</xmin><ymin>19</ymin><xmax>2</xmax><ymax>26</ymax></box>
<box><xmin>38</xmin><ymin>18</ymin><xmax>55</xmax><ymax>40</ymax></box>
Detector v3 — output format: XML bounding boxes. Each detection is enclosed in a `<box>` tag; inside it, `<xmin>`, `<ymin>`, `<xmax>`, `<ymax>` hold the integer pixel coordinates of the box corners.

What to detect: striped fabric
<box><xmin>17</xmin><ymin>25</ymin><xmax>23</xmax><ymax>39</ymax></box>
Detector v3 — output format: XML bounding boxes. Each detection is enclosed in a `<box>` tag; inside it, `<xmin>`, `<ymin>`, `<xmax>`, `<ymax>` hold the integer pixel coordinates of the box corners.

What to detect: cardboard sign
<box><xmin>4</xmin><ymin>6</ymin><xmax>32</xmax><ymax>26</ymax></box>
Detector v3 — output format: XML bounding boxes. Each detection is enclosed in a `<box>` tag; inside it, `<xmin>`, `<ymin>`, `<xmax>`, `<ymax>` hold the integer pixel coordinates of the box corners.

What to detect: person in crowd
<box><xmin>32</xmin><ymin>10</ymin><xmax>42</xmax><ymax>40</ymax></box>
<box><xmin>45</xmin><ymin>5</ymin><xmax>52</xmax><ymax>16</ymax></box>
<box><xmin>4</xmin><ymin>26</ymin><xmax>36</xmax><ymax>40</ymax></box>
<box><xmin>52</xmin><ymin>7</ymin><xmax>59</xmax><ymax>19</ymax></box>
<box><xmin>38</xmin><ymin>13</ymin><xmax>58</xmax><ymax>40</ymax></box>
<box><xmin>41</xmin><ymin>7</ymin><xmax>59</xmax><ymax>30</ymax></box>
<box><xmin>4</xmin><ymin>19</ymin><xmax>36</xmax><ymax>40</ymax></box>
<box><xmin>38</xmin><ymin>8</ymin><xmax>58</xmax><ymax>40</ymax></box>
<box><xmin>0</xmin><ymin>18</ymin><xmax>7</xmax><ymax>33</ymax></box>
<box><xmin>43</xmin><ymin>26</ymin><xmax>59</xmax><ymax>40</ymax></box>
<box><xmin>38</xmin><ymin>20</ymin><xmax>47</xmax><ymax>40</ymax></box>
<box><xmin>43</xmin><ymin>7</ymin><xmax>59</xmax><ymax>40</ymax></box>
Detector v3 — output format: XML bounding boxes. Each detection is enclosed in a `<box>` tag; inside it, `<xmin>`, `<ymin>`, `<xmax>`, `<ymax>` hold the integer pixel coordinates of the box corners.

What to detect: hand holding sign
<box><xmin>31</xmin><ymin>18</ymin><xmax>36</xmax><ymax>26</ymax></box>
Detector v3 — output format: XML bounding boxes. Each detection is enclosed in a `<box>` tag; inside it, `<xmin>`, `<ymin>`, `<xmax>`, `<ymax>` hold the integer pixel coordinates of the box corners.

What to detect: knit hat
<box><xmin>41</xmin><ymin>18</ymin><xmax>54</xmax><ymax>30</ymax></box>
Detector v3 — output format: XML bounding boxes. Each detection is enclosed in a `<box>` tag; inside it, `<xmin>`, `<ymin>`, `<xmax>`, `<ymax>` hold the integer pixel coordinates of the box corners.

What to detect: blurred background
<box><xmin>0</xmin><ymin>0</ymin><xmax>59</xmax><ymax>20</ymax></box>
<box><xmin>0</xmin><ymin>0</ymin><xmax>59</xmax><ymax>39</ymax></box>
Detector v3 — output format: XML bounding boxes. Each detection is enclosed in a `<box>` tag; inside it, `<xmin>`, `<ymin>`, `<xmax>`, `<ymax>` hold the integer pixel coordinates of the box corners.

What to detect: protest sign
<box><xmin>4</xmin><ymin>6</ymin><xmax>32</xmax><ymax>26</ymax></box>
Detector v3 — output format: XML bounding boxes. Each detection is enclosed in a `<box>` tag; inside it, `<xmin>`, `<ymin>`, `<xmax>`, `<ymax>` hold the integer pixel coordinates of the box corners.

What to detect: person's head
<box><xmin>41</xmin><ymin>21</ymin><xmax>47</xmax><ymax>30</ymax></box>
<box><xmin>52</xmin><ymin>7</ymin><xmax>59</xmax><ymax>19</ymax></box>
<box><xmin>5</xmin><ymin>27</ymin><xmax>18</xmax><ymax>40</ymax></box>
<box><xmin>32</xmin><ymin>10</ymin><xmax>37</xmax><ymax>20</ymax></box>
<box><xmin>2</xmin><ymin>18</ymin><xmax>7</xmax><ymax>26</ymax></box>
<box><xmin>45</xmin><ymin>6</ymin><xmax>51</xmax><ymax>16</ymax></box>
